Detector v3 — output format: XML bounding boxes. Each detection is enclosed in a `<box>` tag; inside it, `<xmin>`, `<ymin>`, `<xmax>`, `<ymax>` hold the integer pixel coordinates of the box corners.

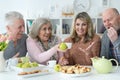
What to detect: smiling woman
<box><xmin>59</xmin><ymin>12</ymin><xmax>101</xmax><ymax>65</ymax></box>
<box><xmin>26</xmin><ymin>17</ymin><xmax>63</xmax><ymax>65</ymax></box>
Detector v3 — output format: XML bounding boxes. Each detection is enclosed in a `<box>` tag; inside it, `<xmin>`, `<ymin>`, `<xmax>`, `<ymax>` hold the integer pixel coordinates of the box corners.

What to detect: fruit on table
<box><xmin>16</xmin><ymin>63</ymin><xmax>24</xmax><ymax>68</ymax></box>
<box><xmin>16</xmin><ymin>62</ymin><xmax>39</xmax><ymax>68</ymax></box>
<box><xmin>31</xmin><ymin>62</ymin><xmax>39</xmax><ymax>67</ymax></box>
<box><xmin>54</xmin><ymin>64</ymin><xmax>61</xmax><ymax>72</ymax></box>
<box><xmin>59</xmin><ymin>42</ymin><xmax>68</xmax><ymax>50</ymax></box>
<box><xmin>18</xmin><ymin>57</ymin><xmax>30</xmax><ymax>63</ymax></box>
<box><xmin>20</xmin><ymin>57</ymin><xmax>29</xmax><ymax>63</ymax></box>
<box><xmin>21</xmin><ymin>62</ymin><xmax>31</xmax><ymax>68</ymax></box>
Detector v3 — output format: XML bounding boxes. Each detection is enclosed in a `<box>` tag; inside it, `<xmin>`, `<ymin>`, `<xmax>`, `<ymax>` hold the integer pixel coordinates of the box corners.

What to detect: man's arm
<box><xmin>3</xmin><ymin>41</ymin><xmax>16</xmax><ymax>60</ymax></box>
<box><xmin>113</xmin><ymin>36</ymin><xmax>120</xmax><ymax>63</ymax></box>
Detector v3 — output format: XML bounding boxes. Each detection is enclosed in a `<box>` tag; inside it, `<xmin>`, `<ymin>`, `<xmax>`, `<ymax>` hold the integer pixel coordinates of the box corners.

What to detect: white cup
<box><xmin>6</xmin><ymin>58</ymin><xmax>18</xmax><ymax>68</ymax></box>
<box><xmin>65</xmin><ymin>42</ymin><xmax>72</xmax><ymax>49</ymax></box>
<box><xmin>47</xmin><ymin>60</ymin><xmax>56</xmax><ymax>67</ymax></box>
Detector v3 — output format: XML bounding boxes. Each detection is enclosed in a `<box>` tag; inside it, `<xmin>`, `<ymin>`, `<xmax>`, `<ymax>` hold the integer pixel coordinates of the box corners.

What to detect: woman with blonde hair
<box><xmin>60</xmin><ymin>12</ymin><xmax>101</xmax><ymax>65</ymax></box>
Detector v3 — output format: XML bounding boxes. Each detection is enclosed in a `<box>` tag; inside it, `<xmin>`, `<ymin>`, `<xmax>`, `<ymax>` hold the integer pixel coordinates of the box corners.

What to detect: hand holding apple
<box><xmin>59</xmin><ymin>42</ymin><xmax>68</xmax><ymax>50</ymax></box>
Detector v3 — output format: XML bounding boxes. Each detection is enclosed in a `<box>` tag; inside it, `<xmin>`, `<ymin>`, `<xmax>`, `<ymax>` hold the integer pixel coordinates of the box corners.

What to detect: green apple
<box><xmin>59</xmin><ymin>42</ymin><xmax>68</xmax><ymax>50</ymax></box>
<box><xmin>54</xmin><ymin>64</ymin><xmax>61</xmax><ymax>72</ymax></box>
<box><xmin>21</xmin><ymin>57</ymin><xmax>29</xmax><ymax>63</ymax></box>
<box><xmin>16</xmin><ymin>62</ymin><xmax>39</xmax><ymax>68</ymax></box>
<box><xmin>31</xmin><ymin>62</ymin><xmax>39</xmax><ymax>67</ymax></box>
<box><xmin>16</xmin><ymin>63</ymin><xmax>23</xmax><ymax>68</ymax></box>
<box><xmin>21</xmin><ymin>62</ymin><xmax>31</xmax><ymax>68</ymax></box>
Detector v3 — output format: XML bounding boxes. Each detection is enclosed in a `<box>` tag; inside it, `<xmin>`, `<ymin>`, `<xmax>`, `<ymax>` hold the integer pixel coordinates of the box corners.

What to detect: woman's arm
<box><xmin>26</xmin><ymin>37</ymin><xmax>59</xmax><ymax>63</ymax></box>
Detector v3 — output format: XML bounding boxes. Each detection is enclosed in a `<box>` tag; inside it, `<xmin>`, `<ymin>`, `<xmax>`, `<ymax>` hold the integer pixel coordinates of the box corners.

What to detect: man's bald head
<box><xmin>102</xmin><ymin>8</ymin><xmax>120</xmax><ymax>30</ymax></box>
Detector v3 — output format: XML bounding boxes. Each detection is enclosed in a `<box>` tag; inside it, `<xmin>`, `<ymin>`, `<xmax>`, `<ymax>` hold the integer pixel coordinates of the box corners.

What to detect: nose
<box><xmin>45</xmin><ymin>29</ymin><xmax>51</xmax><ymax>33</ymax></box>
<box><xmin>21</xmin><ymin>26</ymin><xmax>25</xmax><ymax>32</ymax></box>
<box><xmin>105</xmin><ymin>21</ymin><xmax>111</xmax><ymax>29</ymax></box>
<box><xmin>106</xmin><ymin>20</ymin><xmax>110</xmax><ymax>25</ymax></box>
<box><xmin>78</xmin><ymin>24</ymin><xmax>83</xmax><ymax>29</ymax></box>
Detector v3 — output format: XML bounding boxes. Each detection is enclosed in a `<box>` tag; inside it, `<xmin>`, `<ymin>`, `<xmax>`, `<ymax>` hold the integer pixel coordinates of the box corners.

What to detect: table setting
<box><xmin>0</xmin><ymin>65</ymin><xmax>120</xmax><ymax>80</ymax></box>
<box><xmin>0</xmin><ymin>55</ymin><xmax>120</xmax><ymax>80</ymax></box>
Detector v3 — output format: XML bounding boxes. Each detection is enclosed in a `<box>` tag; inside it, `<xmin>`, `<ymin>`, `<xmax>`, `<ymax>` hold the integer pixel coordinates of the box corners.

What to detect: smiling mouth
<box><xmin>44</xmin><ymin>36</ymin><xmax>50</xmax><ymax>39</ymax></box>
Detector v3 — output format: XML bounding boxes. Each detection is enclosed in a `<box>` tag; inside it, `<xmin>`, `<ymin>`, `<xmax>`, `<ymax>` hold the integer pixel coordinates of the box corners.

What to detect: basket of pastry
<box><xmin>59</xmin><ymin>64</ymin><xmax>91</xmax><ymax>77</ymax></box>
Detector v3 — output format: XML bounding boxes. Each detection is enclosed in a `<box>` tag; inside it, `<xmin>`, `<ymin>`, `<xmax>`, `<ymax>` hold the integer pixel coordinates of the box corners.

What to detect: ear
<box><xmin>6</xmin><ymin>26</ymin><xmax>12</xmax><ymax>34</ymax></box>
<box><xmin>6</xmin><ymin>26</ymin><xmax>9</xmax><ymax>31</ymax></box>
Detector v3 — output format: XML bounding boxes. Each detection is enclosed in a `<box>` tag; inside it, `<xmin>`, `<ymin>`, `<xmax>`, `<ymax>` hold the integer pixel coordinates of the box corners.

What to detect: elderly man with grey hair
<box><xmin>100</xmin><ymin>8</ymin><xmax>120</xmax><ymax>64</ymax></box>
<box><xmin>3</xmin><ymin>11</ymin><xmax>28</xmax><ymax>60</ymax></box>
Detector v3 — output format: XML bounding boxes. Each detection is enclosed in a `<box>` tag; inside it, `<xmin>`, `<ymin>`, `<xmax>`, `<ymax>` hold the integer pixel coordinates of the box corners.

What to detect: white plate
<box><xmin>12</xmin><ymin>64</ymin><xmax>45</xmax><ymax>73</ymax></box>
<box><xmin>13</xmin><ymin>66</ymin><xmax>44</xmax><ymax>73</ymax></box>
<box><xmin>60</xmin><ymin>71</ymin><xmax>91</xmax><ymax>77</ymax></box>
<box><xmin>18</xmin><ymin>70</ymin><xmax>50</xmax><ymax>78</ymax></box>
<box><xmin>17</xmin><ymin>66</ymin><xmax>54</xmax><ymax>78</ymax></box>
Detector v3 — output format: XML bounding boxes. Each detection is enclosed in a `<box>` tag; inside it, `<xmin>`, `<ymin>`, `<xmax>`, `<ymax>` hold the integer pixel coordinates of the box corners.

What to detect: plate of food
<box><xmin>18</xmin><ymin>69</ymin><xmax>50</xmax><ymax>78</ymax></box>
<box><xmin>60</xmin><ymin>64</ymin><xmax>91</xmax><ymax>77</ymax></box>
<box><xmin>13</xmin><ymin>61</ymin><xmax>43</xmax><ymax>72</ymax></box>
<box><xmin>12</xmin><ymin>58</ymin><xmax>52</xmax><ymax>78</ymax></box>
<box><xmin>13</xmin><ymin>65</ymin><xmax>45</xmax><ymax>73</ymax></box>
<box><xmin>13</xmin><ymin>63</ymin><xmax>51</xmax><ymax>78</ymax></box>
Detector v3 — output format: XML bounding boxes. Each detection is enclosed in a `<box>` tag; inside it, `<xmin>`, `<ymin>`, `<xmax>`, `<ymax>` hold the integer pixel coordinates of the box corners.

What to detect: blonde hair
<box><xmin>70</xmin><ymin>12</ymin><xmax>95</xmax><ymax>43</ymax></box>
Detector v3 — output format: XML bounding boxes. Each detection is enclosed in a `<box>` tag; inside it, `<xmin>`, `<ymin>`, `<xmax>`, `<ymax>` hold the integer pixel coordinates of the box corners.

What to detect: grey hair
<box><xmin>5</xmin><ymin>11</ymin><xmax>23</xmax><ymax>26</ymax></box>
<box><xmin>29</xmin><ymin>18</ymin><xmax>52</xmax><ymax>39</ymax></box>
<box><xmin>112</xmin><ymin>8</ymin><xmax>119</xmax><ymax>15</ymax></box>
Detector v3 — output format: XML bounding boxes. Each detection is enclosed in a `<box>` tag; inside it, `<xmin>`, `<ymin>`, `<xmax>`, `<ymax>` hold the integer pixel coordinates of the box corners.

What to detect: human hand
<box><xmin>58</xmin><ymin>57</ymin><xmax>69</xmax><ymax>66</ymax></box>
<box><xmin>79</xmin><ymin>47</ymin><xmax>90</xmax><ymax>55</ymax></box>
<box><xmin>107</xmin><ymin>27</ymin><xmax>118</xmax><ymax>43</ymax></box>
<box><xmin>57</xmin><ymin>48</ymin><xmax>68</xmax><ymax>52</ymax></box>
<box><xmin>12</xmin><ymin>52</ymin><xmax>20</xmax><ymax>58</ymax></box>
<box><xmin>57</xmin><ymin>43</ymin><xmax>68</xmax><ymax>52</ymax></box>
<box><xmin>78</xmin><ymin>42</ymin><xmax>95</xmax><ymax>55</ymax></box>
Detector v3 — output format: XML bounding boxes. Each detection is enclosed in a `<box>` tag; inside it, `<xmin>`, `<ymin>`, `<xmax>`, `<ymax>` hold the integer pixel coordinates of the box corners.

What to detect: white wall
<box><xmin>0</xmin><ymin>0</ymin><xmax>27</xmax><ymax>33</ymax></box>
<box><xmin>0</xmin><ymin>0</ymin><xmax>120</xmax><ymax>33</ymax></box>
